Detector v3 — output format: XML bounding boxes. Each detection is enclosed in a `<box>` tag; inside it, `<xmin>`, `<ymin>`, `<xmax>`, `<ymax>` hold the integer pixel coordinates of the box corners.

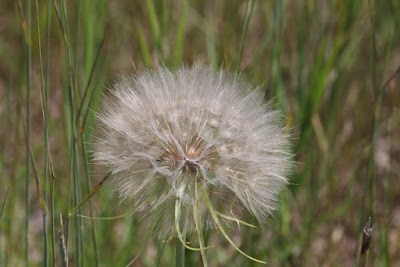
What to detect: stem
<box><xmin>193</xmin><ymin>175</ymin><xmax>208</xmax><ymax>267</ymax></box>
<box><xmin>24</xmin><ymin>0</ymin><xmax>32</xmax><ymax>264</ymax></box>
<box><xmin>175</xmin><ymin>238</ymin><xmax>185</xmax><ymax>267</ymax></box>
<box><xmin>235</xmin><ymin>0</ymin><xmax>255</xmax><ymax>73</ymax></box>
<box><xmin>46</xmin><ymin>0</ymin><xmax>55</xmax><ymax>260</ymax></box>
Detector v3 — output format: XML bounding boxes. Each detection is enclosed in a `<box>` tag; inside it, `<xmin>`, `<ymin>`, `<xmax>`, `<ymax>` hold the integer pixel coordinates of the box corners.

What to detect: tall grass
<box><xmin>23</xmin><ymin>0</ymin><xmax>32</xmax><ymax>265</ymax></box>
<box><xmin>1</xmin><ymin>0</ymin><xmax>400</xmax><ymax>266</ymax></box>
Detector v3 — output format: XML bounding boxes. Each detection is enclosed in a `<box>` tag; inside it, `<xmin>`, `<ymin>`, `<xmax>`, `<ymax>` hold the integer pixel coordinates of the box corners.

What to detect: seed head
<box><xmin>94</xmin><ymin>66</ymin><xmax>291</xmax><ymax>242</ymax></box>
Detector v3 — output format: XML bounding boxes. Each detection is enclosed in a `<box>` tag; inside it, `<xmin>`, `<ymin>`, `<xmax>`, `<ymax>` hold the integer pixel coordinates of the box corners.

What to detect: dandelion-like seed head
<box><xmin>94</xmin><ymin>66</ymin><xmax>291</xmax><ymax>259</ymax></box>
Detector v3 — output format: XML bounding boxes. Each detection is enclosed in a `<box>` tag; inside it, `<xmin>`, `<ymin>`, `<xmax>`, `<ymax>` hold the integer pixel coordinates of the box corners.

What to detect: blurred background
<box><xmin>0</xmin><ymin>0</ymin><xmax>399</xmax><ymax>266</ymax></box>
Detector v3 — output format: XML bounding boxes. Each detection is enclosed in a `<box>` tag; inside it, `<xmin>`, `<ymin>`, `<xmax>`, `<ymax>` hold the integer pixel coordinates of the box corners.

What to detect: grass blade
<box><xmin>44</xmin><ymin>0</ymin><xmax>55</xmax><ymax>264</ymax></box>
<box><xmin>77</xmin><ymin>27</ymin><xmax>107</xmax><ymax>121</ymax></box>
<box><xmin>33</xmin><ymin>0</ymin><xmax>50</xmax><ymax>264</ymax></box>
<box><xmin>0</xmin><ymin>186</ymin><xmax>10</xmax><ymax>222</ymax></box>
<box><xmin>145</xmin><ymin>0</ymin><xmax>162</xmax><ymax>56</ymax></box>
<box><xmin>172</xmin><ymin>0</ymin><xmax>188</xmax><ymax>67</ymax></box>
<box><xmin>235</xmin><ymin>0</ymin><xmax>255</xmax><ymax>72</ymax></box>
<box><xmin>137</xmin><ymin>21</ymin><xmax>154</xmax><ymax>68</ymax></box>
<box><xmin>53</xmin><ymin>0</ymin><xmax>84</xmax><ymax>264</ymax></box>
<box><xmin>22</xmin><ymin>0</ymin><xmax>32</xmax><ymax>264</ymax></box>
<box><xmin>22</xmin><ymin>115</ymin><xmax>47</xmax><ymax>214</ymax></box>
<box><xmin>68</xmin><ymin>172</ymin><xmax>111</xmax><ymax>217</ymax></box>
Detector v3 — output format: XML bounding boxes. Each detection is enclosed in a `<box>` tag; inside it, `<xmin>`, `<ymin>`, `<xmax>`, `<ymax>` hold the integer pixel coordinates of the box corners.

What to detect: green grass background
<box><xmin>0</xmin><ymin>0</ymin><xmax>400</xmax><ymax>266</ymax></box>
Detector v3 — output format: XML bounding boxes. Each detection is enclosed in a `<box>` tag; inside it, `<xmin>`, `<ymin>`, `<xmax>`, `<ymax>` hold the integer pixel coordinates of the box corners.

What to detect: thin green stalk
<box><xmin>174</xmin><ymin>198</ymin><xmax>205</xmax><ymax>252</ymax></box>
<box><xmin>76</xmin><ymin>37</ymin><xmax>105</xmax><ymax>121</ymax></box>
<box><xmin>235</xmin><ymin>0</ymin><xmax>255</xmax><ymax>73</ymax></box>
<box><xmin>34</xmin><ymin>0</ymin><xmax>49</xmax><ymax>264</ymax></box>
<box><xmin>193</xmin><ymin>177</ymin><xmax>208</xmax><ymax>267</ymax></box>
<box><xmin>45</xmin><ymin>0</ymin><xmax>55</xmax><ymax>264</ymax></box>
<box><xmin>68</xmin><ymin>172</ymin><xmax>111</xmax><ymax>217</ymax></box>
<box><xmin>145</xmin><ymin>0</ymin><xmax>162</xmax><ymax>56</ymax></box>
<box><xmin>72</xmin><ymin>144</ymin><xmax>83</xmax><ymax>267</ymax></box>
<box><xmin>0</xmin><ymin>186</ymin><xmax>9</xmax><ymax>221</ymax></box>
<box><xmin>80</xmin><ymin>134</ymin><xmax>99</xmax><ymax>266</ymax></box>
<box><xmin>6</xmin><ymin>92</ymin><xmax>22</xmax><ymax>266</ymax></box>
<box><xmin>137</xmin><ymin>21</ymin><xmax>153</xmax><ymax>68</ymax></box>
<box><xmin>204</xmin><ymin>8</ymin><xmax>218</xmax><ymax>67</ymax></box>
<box><xmin>53</xmin><ymin>0</ymin><xmax>83</xmax><ymax>264</ymax></box>
<box><xmin>50</xmin><ymin>174</ymin><xmax>55</xmax><ymax>265</ymax></box>
<box><xmin>269</xmin><ymin>0</ymin><xmax>287</xmax><ymax>112</ymax></box>
<box><xmin>24</xmin><ymin>0</ymin><xmax>32</xmax><ymax>265</ymax></box>
<box><xmin>354</xmin><ymin>0</ymin><xmax>377</xmax><ymax>263</ymax></box>
<box><xmin>69</xmin><ymin>1</ymin><xmax>85</xmax><ymax>260</ymax></box>
<box><xmin>156</xmin><ymin>238</ymin><xmax>167</xmax><ymax>267</ymax></box>
<box><xmin>74</xmin><ymin>0</ymin><xmax>81</xmax><ymax>99</ymax></box>
<box><xmin>172</xmin><ymin>0</ymin><xmax>188</xmax><ymax>67</ymax></box>
<box><xmin>80</xmin><ymin>80</ymin><xmax>100</xmax><ymax>133</ymax></box>
<box><xmin>22</xmin><ymin>114</ymin><xmax>47</xmax><ymax>214</ymax></box>
<box><xmin>175</xmin><ymin>238</ymin><xmax>185</xmax><ymax>267</ymax></box>
<box><xmin>160</xmin><ymin>0</ymin><xmax>169</xmax><ymax>39</ymax></box>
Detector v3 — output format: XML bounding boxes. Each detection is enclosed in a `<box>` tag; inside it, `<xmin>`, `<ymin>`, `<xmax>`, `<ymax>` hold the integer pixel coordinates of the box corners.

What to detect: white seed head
<box><xmin>94</xmin><ymin>66</ymin><xmax>292</xmax><ymax>237</ymax></box>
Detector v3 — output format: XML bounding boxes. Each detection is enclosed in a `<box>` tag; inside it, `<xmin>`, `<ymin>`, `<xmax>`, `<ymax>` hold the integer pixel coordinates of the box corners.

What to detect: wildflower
<box><xmin>94</xmin><ymin>66</ymin><xmax>291</xmax><ymax>263</ymax></box>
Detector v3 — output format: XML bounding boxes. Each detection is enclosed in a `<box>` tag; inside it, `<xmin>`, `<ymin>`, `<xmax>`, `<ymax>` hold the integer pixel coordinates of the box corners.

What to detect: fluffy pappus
<box><xmin>94</xmin><ymin>65</ymin><xmax>292</xmax><ymax>248</ymax></box>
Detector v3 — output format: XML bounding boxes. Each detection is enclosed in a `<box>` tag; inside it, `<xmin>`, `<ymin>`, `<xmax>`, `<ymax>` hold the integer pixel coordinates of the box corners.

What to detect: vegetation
<box><xmin>0</xmin><ymin>0</ymin><xmax>399</xmax><ymax>266</ymax></box>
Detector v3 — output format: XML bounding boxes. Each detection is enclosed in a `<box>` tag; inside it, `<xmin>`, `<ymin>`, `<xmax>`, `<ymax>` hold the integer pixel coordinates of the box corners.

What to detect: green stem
<box><xmin>24</xmin><ymin>0</ymin><xmax>32</xmax><ymax>265</ymax></box>
<box><xmin>193</xmin><ymin>176</ymin><xmax>208</xmax><ymax>267</ymax></box>
<box><xmin>80</xmin><ymin>134</ymin><xmax>99</xmax><ymax>266</ymax></box>
<box><xmin>45</xmin><ymin>0</ymin><xmax>55</xmax><ymax>263</ymax></box>
<box><xmin>175</xmin><ymin>238</ymin><xmax>185</xmax><ymax>267</ymax></box>
<box><xmin>235</xmin><ymin>0</ymin><xmax>255</xmax><ymax>73</ymax></box>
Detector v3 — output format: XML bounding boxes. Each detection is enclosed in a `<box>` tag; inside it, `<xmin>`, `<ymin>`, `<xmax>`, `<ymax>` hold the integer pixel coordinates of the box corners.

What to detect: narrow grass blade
<box><xmin>204</xmin><ymin>17</ymin><xmax>218</xmax><ymax>67</ymax></box>
<box><xmin>17</xmin><ymin>0</ymin><xmax>32</xmax><ymax>46</ymax></box>
<box><xmin>68</xmin><ymin>172</ymin><xmax>111</xmax><ymax>217</ymax></box>
<box><xmin>156</xmin><ymin>238</ymin><xmax>167</xmax><ymax>267</ymax></box>
<box><xmin>80</xmin><ymin>135</ymin><xmax>99</xmax><ymax>266</ymax></box>
<box><xmin>175</xmin><ymin>238</ymin><xmax>185</xmax><ymax>267</ymax></box>
<box><xmin>77</xmin><ymin>203</ymin><xmax>144</xmax><ymax>220</ymax></box>
<box><xmin>136</xmin><ymin>21</ymin><xmax>153</xmax><ymax>68</ymax></box>
<box><xmin>44</xmin><ymin>0</ymin><xmax>55</xmax><ymax>264</ymax></box>
<box><xmin>193</xmin><ymin>179</ymin><xmax>208</xmax><ymax>267</ymax></box>
<box><xmin>145</xmin><ymin>0</ymin><xmax>162</xmax><ymax>55</ymax></box>
<box><xmin>235</xmin><ymin>0</ymin><xmax>255</xmax><ymax>73</ymax></box>
<box><xmin>172</xmin><ymin>0</ymin><xmax>188</xmax><ymax>67</ymax></box>
<box><xmin>357</xmin><ymin>1</ymin><xmax>375</xmax><ymax>263</ymax></box>
<box><xmin>0</xmin><ymin>186</ymin><xmax>10</xmax><ymax>222</ymax></box>
<box><xmin>80</xmin><ymin>80</ymin><xmax>100</xmax><ymax>133</ymax></box>
<box><xmin>53</xmin><ymin>0</ymin><xmax>84</xmax><ymax>264</ymax></box>
<box><xmin>77</xmin><ymin>34</ymin><xmax>106</xmax><ymax>121</ymax></box>
<box><xmin>22</xmin><ymin>0</ymin><xmax>32</xmax><ymax>264</ymax></box>
<box><xmin>215</xmin><ymin>211</ymin><xmax>257</xmax><ymax>229</ymax></box>
<box><xmin>33</xmin><ymin>0</ymin><xmax>50</xmax><ymax>264</ymax></box>
<box><xmin>22</xmin><ymin>116</ymin><xmax>47</xmax><ymax>214</ymax></box>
